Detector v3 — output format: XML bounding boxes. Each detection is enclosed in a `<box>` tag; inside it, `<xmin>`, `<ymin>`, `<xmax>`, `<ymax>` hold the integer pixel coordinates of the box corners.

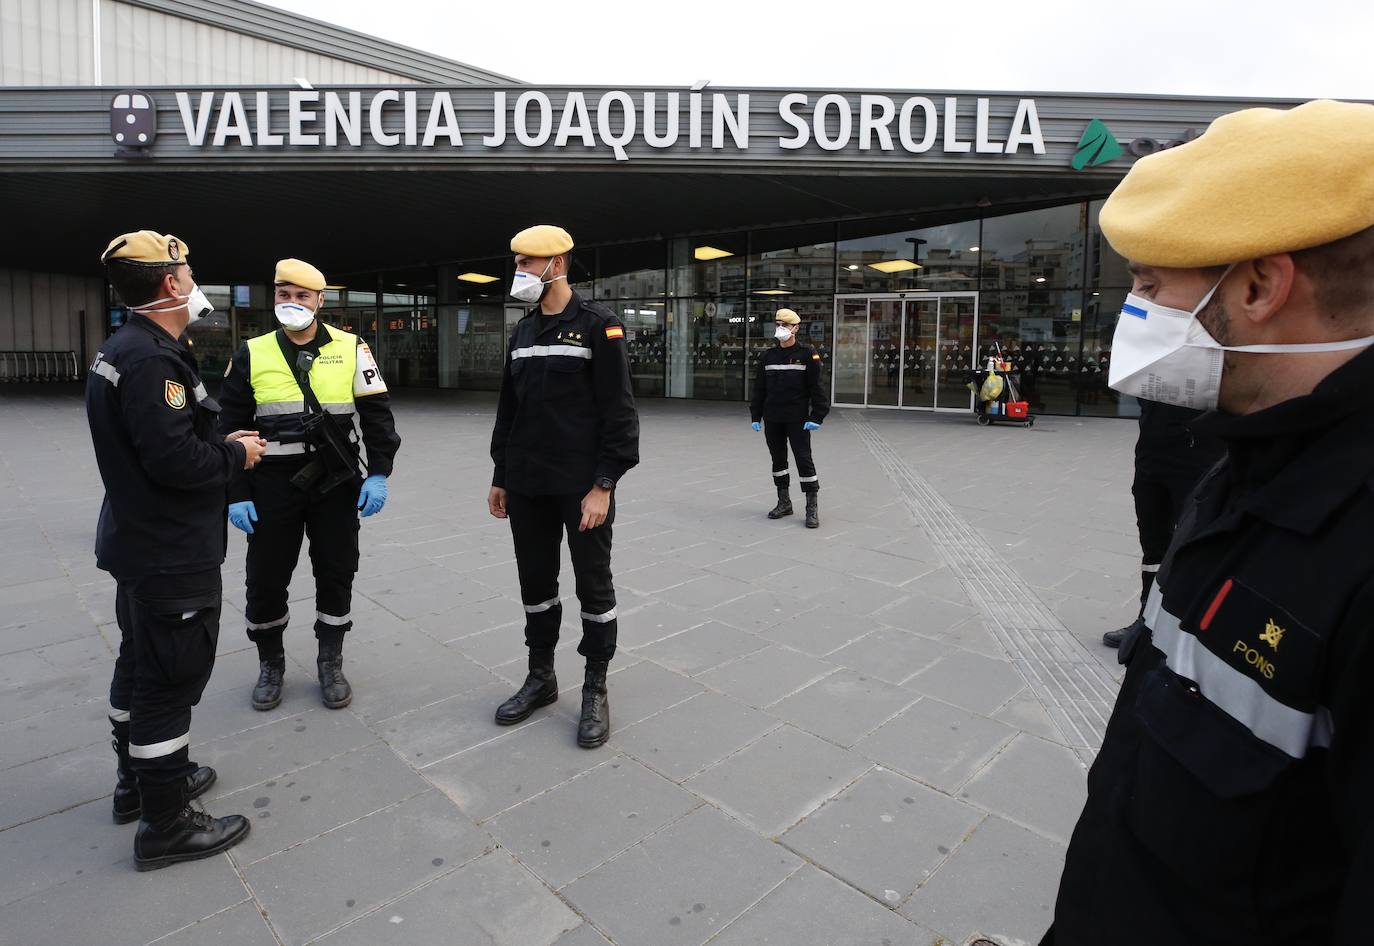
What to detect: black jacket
<box><xmin>1135</xmin><ymin>399</ymin><xmax>1226</xmax><ymax>480</ymax></box>
<box><xmin>491</xmin><ymin>291</ymin><xmax>639</xmax><ymax>495</ymax></box>
<box><xmin>750</xmin><ymin>342</ymin><xmax>830</xmax><ymax>424</ymax></box>
<box><xmin>85</xmin><ymin>315</ymin><xmax>245</xmax><ymax>578</ymax></box>
<box><xmin>217</xmin><ymin>324</ymin><xmax>401</xmax><ymax>503</ymax></box>
<box><xmin>1051</xmin><ymin>346</ymin><xmax>1374</xmax><ymax>946</ymax></box>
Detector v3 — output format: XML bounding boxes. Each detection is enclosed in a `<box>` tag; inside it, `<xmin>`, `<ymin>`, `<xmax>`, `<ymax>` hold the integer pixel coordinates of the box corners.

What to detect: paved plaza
<box><xmin>0</xmin><ymin>387</ymin><xmax>1142</xmax><ymax>946</ymax></box>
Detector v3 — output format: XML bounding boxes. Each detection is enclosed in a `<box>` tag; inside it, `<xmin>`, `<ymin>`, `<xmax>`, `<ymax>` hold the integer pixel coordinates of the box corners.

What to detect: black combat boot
<box><xmin>577</xmin><ymin>661</ymin><xmax>611</xmax><ymax>749</ymax></box>
<box><xmin>111</xmin><ymin>722</ymin><xmax>215</xmax><ymax>824</ymax></box>
<box><xmin>316</xmin><ymin>638</ymin><xmax>353</xmax><ymax>709</ymax></box>
<box><xmin>767</xmin><ymin>485</ymin><xmax>793</xmax><ymax>519</ymax></box>
<box><xmin>133</xmin><ymin>781</ymin><xmax>249</xmax><ymax>871</ymax></box>
<box><xmin>804</xmin><ymin>493</ymin><xmax>820</xmax><ymax>529</ymax></box>
<box><xmin>1104</xmin><ymin>615</ymin><xmax>1145</xmax><ymax>649</ymax></box>
<box><xmin>251</xmin><ymin>659</ymin><xmax>285</xmax><ymax>711</ymax></box>
<box><xmin>495</xmin><ymin>648</ymin><xmax>558</xmax><ymax>725</ymax></box>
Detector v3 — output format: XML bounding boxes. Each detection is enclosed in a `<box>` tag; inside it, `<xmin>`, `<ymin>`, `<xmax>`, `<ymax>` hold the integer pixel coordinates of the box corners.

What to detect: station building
<box><xmin>0</xmin><ymin>0</ymin><xmax>1311</xmax><ymax>416</ymax></box>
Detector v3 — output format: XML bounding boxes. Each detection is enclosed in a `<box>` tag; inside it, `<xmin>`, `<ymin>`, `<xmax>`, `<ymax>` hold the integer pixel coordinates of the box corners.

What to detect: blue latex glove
<box><xmin>751</xmin><ymin>421</ymin><xmax>761</xmax><ymax>431</ymax></box>
<box><xmin>358</xmin><ymin>475</ymin><xmax>388</xmax><ymax>517</ymax></box>
<box><xmin>803</xmin><ymin>421</ymin><xmax>821</xmax><ymax>431</ymax></box>
<box><xmin>228</xmin><ymin>501</ymin><xmax>257</xmax><ymax>534</ymax></box>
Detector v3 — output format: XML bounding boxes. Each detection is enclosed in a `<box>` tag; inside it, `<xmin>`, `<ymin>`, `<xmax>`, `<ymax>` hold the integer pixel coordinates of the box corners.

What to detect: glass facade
<box><xmin>184</xmin><ymin>194</ymin><xmax>1139</xmax><ymax>418</ymax></box>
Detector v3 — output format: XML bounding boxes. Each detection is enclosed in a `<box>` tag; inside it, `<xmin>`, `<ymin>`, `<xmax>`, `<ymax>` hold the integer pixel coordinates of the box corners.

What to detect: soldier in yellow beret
<box><xmin>749</xmin><ymin>307</ymin><xmax>830</xmax><ymax>528</ymax></box>
<box><xmin>88</xmin><ymin>231</ymin><xmax>267</xmax><ymax>868</ymax></box>
<box><xmin>1044</xmin><ymin>100</ymin><xmax>1374</xmax><ymax>946</ymax></box>
<box><xmin>488</xmin><ymin>224</ymin><xmax>639</xmax><ymax>748</ymax></box>
<box><xmin>217</xmin><ymin>258</ymin><xmax>402</xmax><ymax>713</ymax></box>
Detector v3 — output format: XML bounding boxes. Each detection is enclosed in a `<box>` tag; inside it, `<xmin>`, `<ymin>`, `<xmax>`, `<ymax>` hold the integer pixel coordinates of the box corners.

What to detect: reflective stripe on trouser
<box><xmin>764</xmin><ymin>420</ymin><xmax>818</xmax><ymax>493</ymax></box>
<box><xmin>1142</xmin><ymin>584</ymin><xmax>1333</xmax><ymax>759</ymax></box>
<box><xmin>243</xmin><ymin>462</ymin><xmax>360</xmax><ymax>643</ymax></box>
<box><xmin>108</xmin><ymin>573</ymin><xmax>221</xmax><ymax>818</ymax></box>
<box><xmin>507</xmin><ymin>491</ymin><xmax>618</xmax><ymax>662</ymax></box>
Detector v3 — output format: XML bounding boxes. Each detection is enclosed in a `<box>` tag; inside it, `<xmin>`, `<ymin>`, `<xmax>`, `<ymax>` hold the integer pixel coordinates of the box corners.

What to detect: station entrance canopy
<box><xmin>0</xmin><ymin>84</ymin><xmax>1275</xmax><ymax>279</ymax></box>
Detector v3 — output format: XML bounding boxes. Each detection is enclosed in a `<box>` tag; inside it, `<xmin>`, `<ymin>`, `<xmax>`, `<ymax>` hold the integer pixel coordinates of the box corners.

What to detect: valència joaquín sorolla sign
<box><xmin>168</xmin><ymin>88</ymin><xmax>1048</xmax><ymax>161</ymax></box>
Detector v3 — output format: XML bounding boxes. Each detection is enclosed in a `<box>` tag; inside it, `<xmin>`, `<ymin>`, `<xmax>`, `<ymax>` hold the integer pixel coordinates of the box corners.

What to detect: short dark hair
<box><xmin>105</xmin><ymin>261</ymin><xmax>179</xmax><ymax>308</ymax></box>
<box><xmin>1292</xmin><ymin>224</ymin><xmax>1374</xmax><ymax>324</ymax></box>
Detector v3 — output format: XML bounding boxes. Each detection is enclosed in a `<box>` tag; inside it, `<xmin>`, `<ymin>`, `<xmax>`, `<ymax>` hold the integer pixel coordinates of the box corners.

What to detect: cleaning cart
<box><xmin>967</xmin><ymin>345</ymin><xmax>1034</xmax><ymax>428</ymax></box>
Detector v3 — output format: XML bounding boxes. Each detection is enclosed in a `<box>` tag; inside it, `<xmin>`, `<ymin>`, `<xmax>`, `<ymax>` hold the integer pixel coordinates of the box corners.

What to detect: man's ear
<box><xmin>1234</xmin><ymin>253</ymin><xmax>1297</xmax><ymax>329</ymax></box>
<box><xmin>316</xmin><ymin>290</ymin><xmax>327</xmax><ymax>311</ymax></box>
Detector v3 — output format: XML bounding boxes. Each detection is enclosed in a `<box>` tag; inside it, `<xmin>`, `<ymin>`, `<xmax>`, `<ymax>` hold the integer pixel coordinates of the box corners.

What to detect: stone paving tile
<box><xmin>0</xmin><ymin>851</ymin><xmax>247</xmax><ymax>946</ymax></box>
<box><xmin>374</xmin><ymin>680</ymin><xmax>522</xmax><ymax>765</ymax></box>
<box><xmin>552</xmin><ymin>923</ymin><xmax>613</xmax><ymax>946</ymax></box>
<box><xmin>0</xmin><ymin>741</ymin><xmax>110</xmax><ymax>831</ymax></box>
<box><xmin>902</xmin><ymin>815</ymin><xmax>1064</xmax><ymax>945</ymax></box>
<box><xmin>631</xmin><ymin>620</ymin><xmax>768</xmax><ymax>676</ymax></box>
<box><xmin>0</xmin><ymin>697</ymin><xmax>110</xmax><ymax>770</ymax></box>
<box><xmin>827</xmin><ymin>627</ymin><xmax>953</xmax><ymax>685</ymax></box>
<box><xmin>769</xmin><ymin>668</ymin><xmax>918</xmax><ymax>748</ymax></box>
<box><xmin>0</xmin><ymin>798</ymin><xmax>129</xmax><ymax>907</ymax></box>
<box><xmin>874</xmin><ymin>590</ymin><xmax>980</xmax><ymax>637</ymax></box>
<box><xmin>562</xmin><ymin>806</ymin><xmax>801</xmax><ymax>946</ymax></box>
<box><xmin>194</xmin><ymin>708</ymin><xmax>379</xmax><ymax>799</ymax></box>
<box><xmin>486</xmin><ymin>756</ymin><xmax>698</xmax><ymax>889</ymax></box>
<box><xmin>210</xmin><ymin>743</ymin><xmax>431</xmax><ymax>864</ymax></box>
<box><xmin>155</xmin><ymin>900</ymin><xmax>280</xmax><ymax>946</ymax></box>
<box><xmin>548</xmin><ymin>657</ymin><xmax>704</xmax><ymax>729</ymax></box>
<box><xmin>695</xmin><ymin>645</ymin><xmax>835</xmax><ymax>708</ymax></box>
<box><xmin>711</xmin><ymin>864</ymin><xmax>934</xmax><ymax>946</ymax></box>
<box><xmin>960</xmin><ymin>734</ymin><xmax>1088</xmax><ymax>844</ymax></box>
<box><xmin>855</xmin><ymin>697</ymin><xmax>1017</xmax><ymax>794</ymax></box>
<box><xmin>422</xmin><ymin>716</ymin><xmax>606</xmax><ymax>822</ymax></box>
<box><xmin>615</xmin><ymin>691</ymin><xmax>780</xmax><ymax>781</ymax></box>
<box><xmin>752</xmin><ymin>604</ymin><xmax>880</xmax><ymax>657</ymax></box>
<box><xmin>685</xmin><ymin>724</ymin><xmax>871</xmax><ymax>836</ymax></box>
<box><xmin>903</xmin><ymin>649</ymin><xmax>1027</xmax><ymax>716</ymax></box>
<box><xmin>705</xmin><ymin>589</ymin><xmax>816</xmax><ymax>634</ymax></box>
<box><xmin>345</xmin><ymin>648</ymin><xmax>503</xmax><ymax>726</ymax></box>
<box><xmin>314</xmin><ymin>850</ymin><xmax>580</xmax><ymax>946</ymax></box>
<box><xmin>994</xmin><ymin>689</ymin><xmax>1070</xmax><ymax>746</ymax></box>
<box><xmin>656</xmin><ymin>572</ymin><xmax>756</xmax><ymax>611</ymax></box>
<box><xmin>244</xmin><ymin>790</ymin><xmax>492</xmax><ymax>946</ymax></box>
<box><xmin>781</xmin><ymin>768</ymin><xmax>984</xmax><ymax>907</ymax></box>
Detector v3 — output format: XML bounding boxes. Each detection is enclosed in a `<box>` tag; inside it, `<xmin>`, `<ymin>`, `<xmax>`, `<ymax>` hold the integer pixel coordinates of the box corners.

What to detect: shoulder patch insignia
<box><xmin>164</xmin><ymin>380</ymin><xmax>187</xmax><ymax>409</ymax></box>
<box><xmin>605</xmin><ymin>326</ymin><xmax>625</xmax><ymax>340</ymax></box>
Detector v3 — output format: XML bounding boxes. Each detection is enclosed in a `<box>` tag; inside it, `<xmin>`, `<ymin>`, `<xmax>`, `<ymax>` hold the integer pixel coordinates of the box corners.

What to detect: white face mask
<box><xmin>510</xmin><ymin>259</ymin><xmax>565</xmax><ymax>304</ymax></box>
<box><xmin>132</xmin><ymin>284</ymin><xmax>214</xmax><ymax>324</ymax></box>
<box><xmin>1108</xmin><ymin>266</ymin><xmax>1374</xmax><ymax>410</ymax></box>
<box><xmin>274</xmin><ymin>301</ymin><xmax>317</xmax><ymax>332</ymax></box>
<box><xmin>774</xmin><ymin>325</ymin><xmax>794</xmax><ymax>341</ymax></box>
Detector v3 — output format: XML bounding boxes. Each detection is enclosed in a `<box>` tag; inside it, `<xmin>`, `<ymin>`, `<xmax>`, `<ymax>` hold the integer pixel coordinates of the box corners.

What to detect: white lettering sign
<box><xmin>171</xmin><ymin>89</ymin><xmax>1047</xmax><ymax>160</ymax></box>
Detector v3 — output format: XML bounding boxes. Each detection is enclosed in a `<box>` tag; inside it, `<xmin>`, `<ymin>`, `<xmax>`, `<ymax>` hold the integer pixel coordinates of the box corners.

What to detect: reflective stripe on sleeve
<box><xmin>512</xmin><ymin>345</ymin><xmax>593</xmax><ymax>360</ymax></box>
<box><xmin>92</xmin><ymin>360</ymin><xmax>121</xmax><ymax>386</ymax></box>
<box><xmin>1143</xmin><ymin>585</ymin><xmax>1334</xmax><ymax>758</ymax></box>
<box><xmin>765</xmin><ymin>364</ymin><xmax>806</xmax><ymax>371</ymax></box>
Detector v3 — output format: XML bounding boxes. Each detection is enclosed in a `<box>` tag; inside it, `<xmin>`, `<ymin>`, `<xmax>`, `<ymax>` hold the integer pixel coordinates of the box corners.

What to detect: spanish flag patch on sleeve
<box><xmin>605</xmin><ymin>326</ymin><xmax>625</xmax><ymax>340</ymax></box>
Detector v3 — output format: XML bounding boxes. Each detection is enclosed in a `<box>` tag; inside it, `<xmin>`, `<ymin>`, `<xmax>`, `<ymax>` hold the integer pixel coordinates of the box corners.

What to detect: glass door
<box><xmin>900</xmin><ymin>299</ymin><xmax>938</xmax><ymax>409</ymax></box>
<box><xmin>867</xmin><ymin>300</ymin><xmax>902</xmax><ymax>407</ymax></box>
<box><xmin>935</xmin><ymin>296</ymin><xmax>977</xmax><ymax>410</ymax></box>
<box><xmin>833</xmin><ymin>298</ymin><xmax>869</xmax><ymax>404</ymax></box>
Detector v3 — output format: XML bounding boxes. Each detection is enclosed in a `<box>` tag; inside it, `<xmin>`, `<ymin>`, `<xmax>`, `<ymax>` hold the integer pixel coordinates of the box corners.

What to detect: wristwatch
<box><xmin>595</xmin><ymin>476</ymin><xmax>615</xmax><ymax>490</ymax></box>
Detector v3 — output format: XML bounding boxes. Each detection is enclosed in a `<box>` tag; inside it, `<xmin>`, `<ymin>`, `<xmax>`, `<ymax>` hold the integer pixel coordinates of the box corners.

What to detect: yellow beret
<box><xmin>102</xmin><ymin>231</ymin><xmax>189</xmax><ymax>265</ymax></box>
<box><xmin>775</xmin><ymin>308</ymin><xmax>801</xmax><ymax>325</ymax></box>
<box><xmin>274</xmin><ymin>258</ymin><xmax>326</xmax><ymax>291</ymax></box>
<box><xmin>511</xmin><ymin>225</ymin><xmax>574</xmax><ymax>257</ymax></box>
<box><xmin>1100</xmin><ymin>99</ymin><xmax>1374</xmax><ymax>268</ymax></box>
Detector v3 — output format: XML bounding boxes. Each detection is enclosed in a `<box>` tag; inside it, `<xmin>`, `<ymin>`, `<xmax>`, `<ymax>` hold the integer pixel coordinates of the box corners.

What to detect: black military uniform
<box><xmin>218</xmin><ymin>321</ymin><xmax>401</xmax><ymax>709</ymax></box>
<box><xmin>86</xmin><ymin>230</ymin><xmax>251</xmax><ymax>868</ymax></box>
<box><xmin>750</xmin><ymin>334</ymin><xmax>830</xmax><ymax>527</ymax></box>
<box><xmin>1104</xmin><ymin>400</ymin><xmax>1226</xmax><ymax>646</ymax></box>
<box><xmin>1045</xmin><ymin>346</ymin><xmax>1374</xmax><ymax>945</ymax></box>
<box><xmin>490</xmin><ymin>282</ymin><xmax>639</xmax><ymax>745</ymax></box>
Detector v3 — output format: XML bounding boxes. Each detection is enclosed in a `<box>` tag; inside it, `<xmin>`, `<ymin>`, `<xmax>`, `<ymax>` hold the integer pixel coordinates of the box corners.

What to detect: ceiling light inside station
<box><xmin>969</xmin><ymin>245</ymin><xmax>980</xmax><ymax>251</ymax></box>
<box><xmin>694</xmin><ymin>246</ymin><xmax>734</xmax><ymax>261</ymax></box>
<box><xmin>867</xmin><ymin>259</ymin><xmax>922</xmax><ymax>273</ymax></box>
<box><xmin>458</xmin><ymin>272</ymin><xmax>500</xmax><ymax>284</ymax></box>
<box><xmin>753</xmin><ymin>288</ymin><xmax>793</xmax><ymax>295</ymax></box>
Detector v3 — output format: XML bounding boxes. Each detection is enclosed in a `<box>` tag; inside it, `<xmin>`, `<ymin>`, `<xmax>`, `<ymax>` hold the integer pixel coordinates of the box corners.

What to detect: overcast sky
<box><xmin>265</xmin><ymin>0</ymin><xmax>1369</xmax><ymax>100</ymax></box>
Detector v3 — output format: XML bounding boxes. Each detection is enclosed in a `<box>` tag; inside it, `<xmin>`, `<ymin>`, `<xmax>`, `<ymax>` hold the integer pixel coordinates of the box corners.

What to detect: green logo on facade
<box><xmin>1072</xmin><ymin>119</ymin><xmax>1124</xmax><ymax>170</ymax></box>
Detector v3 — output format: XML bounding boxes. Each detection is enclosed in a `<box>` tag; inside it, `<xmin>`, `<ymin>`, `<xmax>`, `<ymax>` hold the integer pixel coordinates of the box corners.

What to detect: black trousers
<box><xmin>1132</xmin><ymin>468</ymin><xmax>1203</xmax><ymax>607</ymax></box>
<box><xmin>506</xmin><ymin>491</ymin><xmax>618</xmax><ymax>662</ymax></box>
<box><xmin>109</xmin><ymin>569</ymin><xmax>221</xmax><ymax>797</ymax></box>
<box><xmin>764</xmin><ymin>420</ymin><xmax>818</xmax><ymax>493</ymax></box>
<box><xmin>243</xmin><ymin>462</ymin><xmax>361</xmax><ymax>645</ymax></box>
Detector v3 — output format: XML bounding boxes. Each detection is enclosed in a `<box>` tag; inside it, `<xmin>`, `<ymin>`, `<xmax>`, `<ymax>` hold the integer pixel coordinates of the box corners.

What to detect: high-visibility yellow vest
<box><xmin>246</xmin><ymin>328</ymin><xmax>358</xmax><ymax>453</ymax></box>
